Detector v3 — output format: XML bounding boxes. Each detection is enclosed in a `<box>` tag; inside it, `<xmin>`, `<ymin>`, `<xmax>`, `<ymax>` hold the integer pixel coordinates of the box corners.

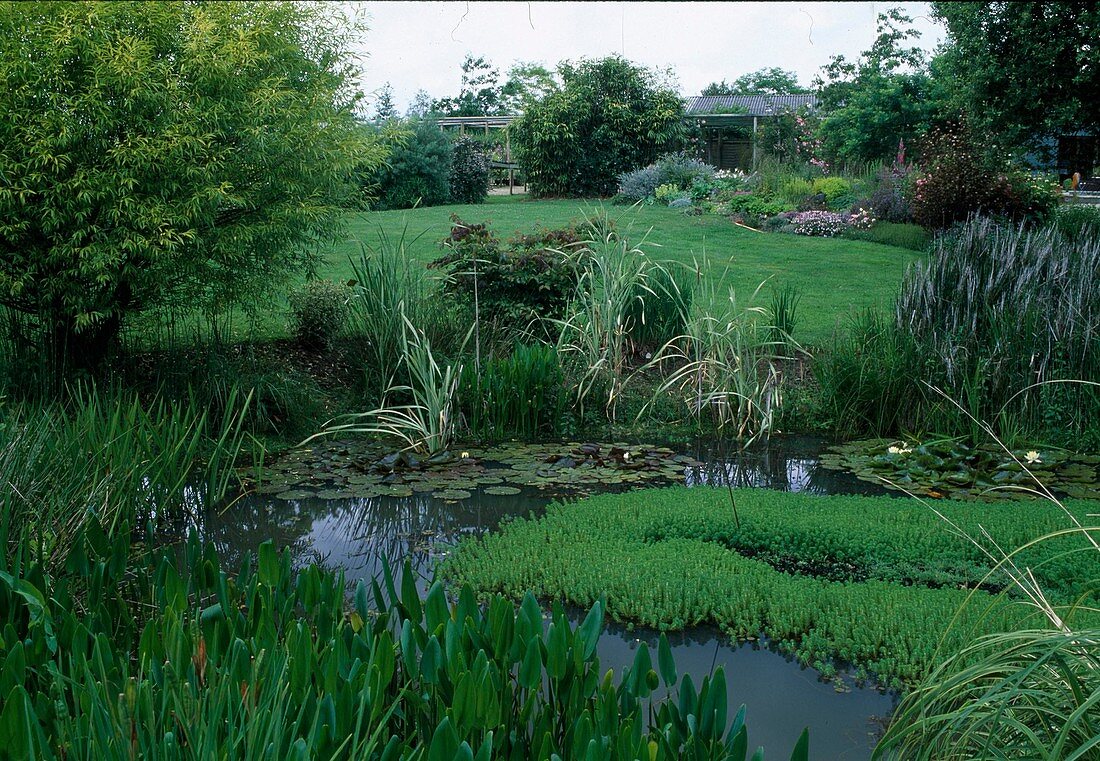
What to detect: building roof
<box><xmin>684</xmin><ymin>94</ymin><xmax>818</xmax><ymax>116</ymax></box>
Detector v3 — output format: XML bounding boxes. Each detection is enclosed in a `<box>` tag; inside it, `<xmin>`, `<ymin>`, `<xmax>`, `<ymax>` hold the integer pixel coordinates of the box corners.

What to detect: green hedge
<box><xmin>443</xmin><ymin>488</ymin><xmax>1100</xmax><ymax>689</ymax></box>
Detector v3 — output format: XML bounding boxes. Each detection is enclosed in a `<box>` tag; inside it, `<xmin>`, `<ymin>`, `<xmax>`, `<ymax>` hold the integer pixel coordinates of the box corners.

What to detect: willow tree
<box><xmin>0</xmin><ymin>1</ymin><xmax>384</xmax><ymax>367</ymax></box>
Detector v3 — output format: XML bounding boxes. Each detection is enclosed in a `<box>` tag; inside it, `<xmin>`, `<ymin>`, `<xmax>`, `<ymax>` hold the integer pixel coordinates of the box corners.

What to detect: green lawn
<box><xmin>137</xmin><ymin>197</ymin><xmax>919</xmax><ymax>347</ymax></box>
<box><xmin>323</xmin><ymin>196</ymin><xmax>920</xmax><ymax>345</ymax></box>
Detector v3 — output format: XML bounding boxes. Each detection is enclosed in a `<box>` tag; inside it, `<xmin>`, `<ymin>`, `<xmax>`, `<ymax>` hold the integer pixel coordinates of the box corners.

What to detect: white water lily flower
<box><xmin>1024</xmin><ymin>450</ymin><xmax>1041</xmax><ymax>464</ymax></box>
<box><xmin>460</xmin><ymin>451</ymin><xmax>470</xmax><ymax>459</ymax></box>
<box><xmin>887</xmin><ymin>444</ymin><xmax>913</xmax><ymax>455</ymax></box>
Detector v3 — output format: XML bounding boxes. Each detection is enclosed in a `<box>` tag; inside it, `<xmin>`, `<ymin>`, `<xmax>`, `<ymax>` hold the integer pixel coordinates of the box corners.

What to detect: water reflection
<box><xmin>680</xmin><ymin>435</ymin><xmax>891</xmax><ymax>495</ymax></box>
<box><xmin>189</xmin><ymin>436</ymin><xmax>897</xmax><ymax>759</ymax></box>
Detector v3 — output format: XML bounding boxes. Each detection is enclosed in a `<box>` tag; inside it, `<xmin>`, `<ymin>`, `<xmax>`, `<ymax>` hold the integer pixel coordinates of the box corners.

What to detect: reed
<box><xmin>460</xmin><ymin>341</ymin><xmax>565</xmax><ymax>441</ymax></box>
<box><xmin>0</xmin><ymin>386</ymin><xmax>252</xmax><ymax>569</ymax></box>
<box><xmin>554</xmin><ymin>212</ymin><xmax>671</xmax><ymax>420</ymax></box>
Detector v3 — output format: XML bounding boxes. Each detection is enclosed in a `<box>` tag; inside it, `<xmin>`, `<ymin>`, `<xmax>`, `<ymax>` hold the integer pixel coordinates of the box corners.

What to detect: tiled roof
<box><xmin>684</xmin><ymin>94</ymin><xmax>818</xmax><ymax>116</ymax></box>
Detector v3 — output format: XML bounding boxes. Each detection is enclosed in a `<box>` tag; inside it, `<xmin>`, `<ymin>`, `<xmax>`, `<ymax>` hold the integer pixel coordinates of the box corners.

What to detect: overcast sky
<box><xmin>346</xmin><ymin>2</ymin><xmax>946</xmax><ymax>113</ymax></box>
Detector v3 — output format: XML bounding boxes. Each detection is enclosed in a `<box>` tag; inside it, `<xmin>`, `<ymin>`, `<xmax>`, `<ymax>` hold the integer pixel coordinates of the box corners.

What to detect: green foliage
<box><xmin>623</xmin><ymin>267</ymin><xmax>694</xmax><ymax>350</ymax></box>
<box><xmin>815</xmin><ymin>10</ymin><xmax>943</xmax><ymax>163</ymax></box>
<box><xmin>431</xmin><ymin>217</ymin><xmax>580</xmax><ymax>334</ymax></box>
<box><xmin>288</xmin><ymin>280</ymin><xmax>350</xmax><ymax>350</ymax></box>
<box><xmin>723</xmin><ymin>194</ymin><xmax>788</xmax><ymax>220</ymax></box>
<box><xmin>0</xmin><ymin>389</ymin><xmax>251</xmax><ymax>570</ymax></box>
<box><xmin>433</xmin><ymin>54</ymin><xmax>504</xmax><ymax>117</ymax></box>
<box><xmin>0</xmin><ymin>527</ymin><xmax>800</xmax><ymax>760</ymax></box>
<box><xmin>372</xmin><ymin>119</ymin><xmax>454</xmax><ymax>210</ymax></box>
<box><xmin>317</xmin><ymin>315</ymin><xmax>467</xmax><ymax>455</ymax></box>
<box><xmin>449</xmin><ymin>136</ymin><xmax>490</xmax><ymax>205</ymax></box>
<box><xmin>842</xmin><ymin>222</ymin><xmax>931</xmax><ymax>251</ymax></box>
<box><xmin>810</xmin><ymin>178</ymin><xmax>852</xmax><ymax>202</ymax></box>
<box><xmin>701</xmin><ymin>68</ymin><xmax>808</xmax><ymax>96</ymax></box>
<box><xmin>932</xmin><ymin>2</ymin><xmax>1100</xmax><ymax>154</ymax></box>
<box><xmin>822</xmin><ymin>437</ymin><xmax>1100</xmax><ymax>502</ymax></box>
<box><xmin>460</xmin><ymin>342</ymin><xmax>566</xmax><ymax>441</ymax></box>
<box><xmin>778</xmin><ymin>179</ymin><xmax>814</xmax><ymax>206</ymax></box>
<box><xmin>876</xmin><ymin>628</ymin><xmax>1100</xmax><ymax>760</ymax></box>
<box><xmin>444</xmin><ymin>487</ymin><xmax>1100</xmax><ymax>689</ymax></box>
<box><xmin>818</xmin><ymin>218</ymin><xmax>1100</xmax><ymax>444</ymax></box>
<box><xmin>555</xmin><ymin>215</ymin><xmax>672</xmax><ymax>419</ymax></box>
<box><xmin>0</xmin><ymin>1</ymin><xmax>378</xmax><ymax>368</ymax></box>
<box><xmin>513</xmin><ymin>56</ymin><xmax>685</xmax><ymax>197</ymax></box>
<box><xmin>1056</xmin><ymin>203</ymin><xmax>1100</xmax><ymax>242</ymax></box>
<box><xmin>643</xmin><ymin>276</ymin><xmax>783</xmax><ymax>439</ymax></box>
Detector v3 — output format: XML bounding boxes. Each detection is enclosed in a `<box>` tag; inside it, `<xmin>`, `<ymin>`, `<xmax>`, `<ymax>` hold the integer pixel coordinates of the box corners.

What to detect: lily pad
<box><xmin>483</xmin><ymin>485</ymin><xmax>522</xmax><ymax>496</ymax></box>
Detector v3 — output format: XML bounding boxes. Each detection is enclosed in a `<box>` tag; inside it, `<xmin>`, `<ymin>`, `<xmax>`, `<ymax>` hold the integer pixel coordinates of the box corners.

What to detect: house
<box><xmin>684</xmin><ymin>94</ymin><xmax>818</xmax><ymax>171</ymax></box>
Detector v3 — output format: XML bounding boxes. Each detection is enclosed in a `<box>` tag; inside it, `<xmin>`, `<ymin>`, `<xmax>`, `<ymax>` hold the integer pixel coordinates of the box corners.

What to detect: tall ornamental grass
<box><xmin>819</xmin><ymin>217</ymin><xmax>1100</xmax><ymax>443</ymax></box>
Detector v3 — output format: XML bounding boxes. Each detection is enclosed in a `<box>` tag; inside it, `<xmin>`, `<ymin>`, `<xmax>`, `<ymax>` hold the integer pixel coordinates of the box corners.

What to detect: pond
<box><xmin>193</xmin><ymin>435</ymin><xmax>898</xmax><ymax>759</ymax></box>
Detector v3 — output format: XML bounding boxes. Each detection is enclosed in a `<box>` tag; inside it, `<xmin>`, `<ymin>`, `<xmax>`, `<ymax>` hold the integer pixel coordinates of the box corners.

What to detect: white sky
<box><xmin>346</xmin><ymin>2</ymin><xmax>946</xmax><ymax>113</ymax></box>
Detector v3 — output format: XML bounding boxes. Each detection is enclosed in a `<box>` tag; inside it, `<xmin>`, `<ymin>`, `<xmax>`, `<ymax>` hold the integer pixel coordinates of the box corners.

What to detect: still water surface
<box><xmin>194</xmin><ymin>436</ymin><xmax>898</xmax><ymax>759</ymax></box>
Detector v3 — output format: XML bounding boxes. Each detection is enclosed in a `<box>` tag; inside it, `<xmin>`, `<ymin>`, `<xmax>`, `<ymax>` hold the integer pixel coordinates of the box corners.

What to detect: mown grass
<box><xmin>442</xmin><ymin>487</ymin><xmax>1100</xmax><ymax>689</ymax></box>
<box><xmin>140</xmin><ymin>197</ymin><xmax>917</xmax><ymax>349</ymax></box>
<box><xmin>324</xmin><ymin>198</ymin><xmax>919</xmax><ymax>346</ymax></box>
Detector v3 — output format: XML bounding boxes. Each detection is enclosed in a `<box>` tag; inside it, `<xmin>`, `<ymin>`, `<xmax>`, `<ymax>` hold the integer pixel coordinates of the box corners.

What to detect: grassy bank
<box><xmin>443</xmin><ymin>487</ymin><xmax>1100</xmax><ymax>689</ymax></box>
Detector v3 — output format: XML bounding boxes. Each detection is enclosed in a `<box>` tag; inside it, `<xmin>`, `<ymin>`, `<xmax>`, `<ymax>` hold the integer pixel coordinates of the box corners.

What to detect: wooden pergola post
<box><xmin>752</xmin><ymin>115</ymin><xmax>760</xmax><ymax>169</ymax></box>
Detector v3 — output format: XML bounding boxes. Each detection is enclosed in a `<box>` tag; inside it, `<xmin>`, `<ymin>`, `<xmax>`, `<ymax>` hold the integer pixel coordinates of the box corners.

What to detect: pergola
<box><xmin>435</xmin><ymin>115</ymin><xmax>522</xmax><ymax>193</ymax></box>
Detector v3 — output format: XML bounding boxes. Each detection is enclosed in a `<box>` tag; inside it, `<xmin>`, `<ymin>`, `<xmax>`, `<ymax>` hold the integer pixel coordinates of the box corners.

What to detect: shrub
<box><xmin>912</xmin><ymin>124</ymin><xmax>1061</xmax><ymax>229</ymax></box>
<box><xmin>514</xmin><ymin>56</ymin><xmax>685</xmax><ymax>197</ymax></box>
<box><xmin>848</xmin><ymin>208</ymin><xmax>875</xmax><ymax>230</ymax></box>
<box><xmin>430</xmin><ymin>216</ymin><xmax>579</xmax><ymax>332</ymax></box>
<box><xmin>448</xmin><ymin>135</ymin><xmax>490</xmax><ymax>204</ymax></box>
<box><xmin>616</xmin><ymin>152</ymin><xmax>715</xmax><ymax>202</ymax></box>
<box><xmin>1055</xmin><ymin>203</ymin><xmax>1100</xmax><ymax>242</ymax></box>
<box><xmin>617</xmin><ymin>163</ymin><xmax>664</xmax><ymax>202</ymax></box>
<box><xmin>725</xmin><ymin>193</ymin><xmax>787</xmax><ymax>219</ymax></box>
<box><xmin>791</xmin><ymin>211</ymin><xmax>848</xmax><ymax>237</ymax></box>
<box><xmin>867</xmin><ymin>183</ymin><xmax>913</xmax><ymax>223</ymax></box>
<box><xmin>811</xmin><ymin>177</ymin><xmax>852</xmax><ymax>202</ymax></box>
<box><xmin>779</xmin><ymin>178</ymin><xmax>814</xmax><ymax>206</ymax></box>
<box><xmin>287</xmin><ymin>279</ymin><xmax>349</xmax><ymax>349</ymax></box>
<box><xmin>654</xmin><ymin>182</ymin><xmax>685</xmax><ymax>205</ymax></box>
<box><xmin>372</xmin><ymin>118</ymin><xmax>453</xmax><ymax>210</ymax></box>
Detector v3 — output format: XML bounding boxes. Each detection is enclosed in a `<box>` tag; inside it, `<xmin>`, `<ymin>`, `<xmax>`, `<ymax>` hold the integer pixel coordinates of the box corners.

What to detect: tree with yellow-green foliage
<box><xmin>0</xmin><ymin>1</ymin><xmax>386</xmax><ymax>368</ymax></box>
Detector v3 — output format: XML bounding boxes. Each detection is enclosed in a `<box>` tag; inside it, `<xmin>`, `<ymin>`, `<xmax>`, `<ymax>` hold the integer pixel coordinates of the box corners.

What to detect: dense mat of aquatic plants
<box><xmin>443</xmin><ymin>488</ymin><xmax>1100</xmax><ymax>689</ymax></box>
<box><xmin>249</xmin><ymin>439</ymin><xmax>700</xmax><ymax>501</ymax></box>
<box><xmin>0</xmin><ymin>522</ymin><xmax>807</xmax><ymax>759</ymax></box>
<box><xmin>820</xmin><ymin>438</ymin><xmax>1100</xmax><ymax>501</ymax></box>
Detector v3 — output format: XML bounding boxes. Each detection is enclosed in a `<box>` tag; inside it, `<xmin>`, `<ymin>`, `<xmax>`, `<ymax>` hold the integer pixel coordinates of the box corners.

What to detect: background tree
<box><xmin>0</xmin><ymin>1</ymin><xmax>381</xmax><ymax>368</ymax></box>
<box><xmin>932</xmin><ymin>1</ymin><xmax>1100</xmax><ymax>155</ymax></box>
<box><xmin>814</xmin><ymin>9</ymin><xmax>942</xmax><ymax>164</ymax></box>
<box><xmin>373</xmin><ymin>82</ymin><xmax>399</xmax><ymax>121</ymax></box>
<box><xmin>500</xmin><ymin>61</ymin><xmax>559</xmax><ymax>113</ymax></box>
<box><xmin>513</xmin><ymin>55</ymin><xmax>685</xmax><ymax>197</ymax></box>
<box><xmin>433</xmin><ymin>54</ymin><xmax>504</xmax><ymax>117</ymax></box>
<box><xmin>406</xmin><ymin>89</ymin><xmax>435</xmax><ymax>118</ymax></box>
<box><xmin>702</xmin><ymin>68</ymin><xmax>808</xmax><ymax>96</ymax></box>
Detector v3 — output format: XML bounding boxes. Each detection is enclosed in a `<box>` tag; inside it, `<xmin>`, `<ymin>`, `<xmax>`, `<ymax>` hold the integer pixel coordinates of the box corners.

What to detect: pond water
<box><xmin>193</xmin><ymin>435</ymin><xmax>898</xmax><ymax>759</ymax></box>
